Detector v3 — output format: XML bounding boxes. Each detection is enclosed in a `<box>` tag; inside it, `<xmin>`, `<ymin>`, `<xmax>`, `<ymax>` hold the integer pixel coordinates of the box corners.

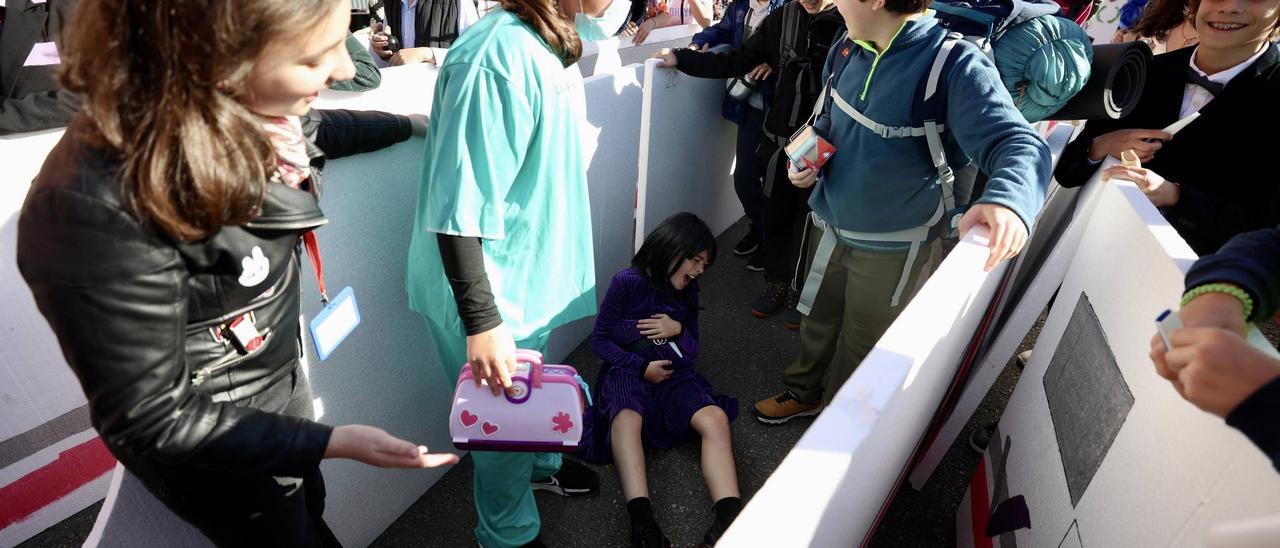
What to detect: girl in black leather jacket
<box><xmin>15</xmin><ymin>1</ymin><xmax>455</xmax><ymax>545</ymax></box>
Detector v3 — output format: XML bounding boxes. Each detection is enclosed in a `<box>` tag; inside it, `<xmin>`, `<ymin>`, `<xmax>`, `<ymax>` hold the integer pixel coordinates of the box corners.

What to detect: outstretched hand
<box><xmin>325</xmin><ymin>425</ymin><xmax>459</xmax><ymax>468</ymax></box>
<box><xmin>653</xmin><ymin>48</ymin><xmax>678</xmax><ymax>68</ymax></box>
<box><xmin>1102</xmin><ymin>165</ymin><xmax>1180</xmax><ymax>207</ymax></box>
<box><xmin>958</xmin><ymin>204</ymin><xmax>1028</xmax><ymax>272</ymax></box>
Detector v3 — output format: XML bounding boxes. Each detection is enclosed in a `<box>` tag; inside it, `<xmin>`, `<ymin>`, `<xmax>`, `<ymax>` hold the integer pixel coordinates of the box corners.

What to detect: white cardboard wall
<box><xmin>636</xmin><ymin>58</ymin><xmax>741</xmax><ymax>249</ymax></box>
<box><xmin>720</xmin><ymin>228</ymin><xmax>1009</xmax><ymax>547</ymax></box>
<box><xmin>956</xmin><ymin>181</ymin><xmax>1280</xmax><ymax>547</ymax></box>
<box><xmin>910</xmin><ymin>122</ymin><xmax>1090</xmax><ymax>489</ymax></box>
<box><xmin>548</xmin><ymin>64</ymin><xmax>647</xmax><ymax>361</ymax></box>
<box><xmin>580</xmin><ymin>25</ymin><xmax>698</xmax><ymax>77</ymax></box>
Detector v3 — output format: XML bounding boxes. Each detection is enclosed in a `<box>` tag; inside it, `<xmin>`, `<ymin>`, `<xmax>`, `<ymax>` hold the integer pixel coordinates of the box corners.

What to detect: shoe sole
<box><xmin>750</xmin><ymin>308</ymin><xmax>777</xmax><ymax>318</ymax></box>
<box><xmin>733</xmin><ymin>243</ymin><xmax>759</xmax><ymax>256</ymax></box>
<box><xmin>530</xmin><ymin>482</ymin><xmax>595</xmax><ymax>497</ymax></box>
<box><xmin>745</xmin><ymin>264</ymin><xmax>766</xmax><ymax>272</ymax></box>
<box><xmin>782</xmin><ymin>321</ymin><xmax>801</xmax><ymax>331</ymax></box>
<box><xmin>752</xmin><ymin>406</ymin><xmax>821</xmax><ymax>425</ymax></box>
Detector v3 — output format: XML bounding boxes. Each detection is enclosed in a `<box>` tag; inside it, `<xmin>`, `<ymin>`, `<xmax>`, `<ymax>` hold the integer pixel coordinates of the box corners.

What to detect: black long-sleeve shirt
<box><xmin>436</xmin><ymin>234</ymin><xmax>502</xmax><ymax>336</ymax></box>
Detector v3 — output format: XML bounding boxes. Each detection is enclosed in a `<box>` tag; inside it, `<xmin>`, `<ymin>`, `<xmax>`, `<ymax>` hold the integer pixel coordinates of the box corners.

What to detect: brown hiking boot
<box><xmin>753</xmin><ymin>390</ymin><xmax>821</xmax><ymax>424</ymax></box>
<box><xmin>751</xmin><ymin>281</ymin><xmax>789</xmax><ymax>318</ymax></box>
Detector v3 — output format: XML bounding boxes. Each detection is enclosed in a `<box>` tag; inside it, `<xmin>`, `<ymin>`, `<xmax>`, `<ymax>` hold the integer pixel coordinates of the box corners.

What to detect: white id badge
<box><xmin>309</xmin><ymin>286</ymin><xmax>361</xmax><ymax>361</ymax></box>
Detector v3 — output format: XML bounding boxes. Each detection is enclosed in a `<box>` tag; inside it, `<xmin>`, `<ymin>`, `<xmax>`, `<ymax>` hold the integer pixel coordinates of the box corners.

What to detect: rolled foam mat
<box><xmin>1046</xmin><ymin>41</ymin><xmax>1152</xmax><ymax>121</ymax></box>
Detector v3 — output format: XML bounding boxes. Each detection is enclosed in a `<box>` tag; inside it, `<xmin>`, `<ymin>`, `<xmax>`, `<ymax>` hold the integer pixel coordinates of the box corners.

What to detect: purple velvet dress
<box><xmin>577</xmin><ymin>268</ymin><xmax>738</xmax><ymax>463</ymax></box>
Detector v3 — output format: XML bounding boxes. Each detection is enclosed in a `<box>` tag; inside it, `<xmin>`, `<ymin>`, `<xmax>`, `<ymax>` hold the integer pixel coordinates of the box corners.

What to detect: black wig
<box><xmin>632</xmin><ymin>212</ymin><xmax>718</xmax><ymax>290</ymax></box>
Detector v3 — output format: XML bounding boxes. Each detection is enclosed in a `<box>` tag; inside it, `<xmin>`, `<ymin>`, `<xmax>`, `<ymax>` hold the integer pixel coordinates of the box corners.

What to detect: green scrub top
<box><xmin>407</xmin><ymin>9</ymin><xmax>596</xmax><ymax>344</ymax></box>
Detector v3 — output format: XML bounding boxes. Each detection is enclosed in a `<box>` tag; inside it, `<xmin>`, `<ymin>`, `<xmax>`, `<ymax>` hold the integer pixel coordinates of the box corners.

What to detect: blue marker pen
<box><xmin>1156</xmin><ymin>309</ymin><xmax>1183</xmax><ymax>351</ymax></box>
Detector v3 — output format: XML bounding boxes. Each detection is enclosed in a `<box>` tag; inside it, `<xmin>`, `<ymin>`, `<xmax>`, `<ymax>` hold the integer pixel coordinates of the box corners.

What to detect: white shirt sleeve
<box><xmin>431</xmin><ymin>0</ymin><xmax>481</xmax><ymax>65</ymax></box>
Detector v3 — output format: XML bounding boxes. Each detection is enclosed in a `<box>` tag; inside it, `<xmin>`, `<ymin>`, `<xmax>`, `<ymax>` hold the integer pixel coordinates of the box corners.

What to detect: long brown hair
<box><xmin>60</xmin><ymin>0</ymin><xmax>340</xmax><ymax>242</ymax></box>
<box><xmin>498</xmin><ymin>0</ymin><xmax>583</xmax><ymax>67</ymax></box>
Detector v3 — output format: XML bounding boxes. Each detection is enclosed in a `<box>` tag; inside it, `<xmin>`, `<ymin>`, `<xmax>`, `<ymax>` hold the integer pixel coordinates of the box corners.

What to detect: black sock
<box><xmin>713</xmin><ymin>497</ymin><xmax>742</xmax><ymax>529</ymax></box>
<box><xmin>628</xmin><ymin>497</ymin><xmax>655</xmax><ymax>526</ymax></box>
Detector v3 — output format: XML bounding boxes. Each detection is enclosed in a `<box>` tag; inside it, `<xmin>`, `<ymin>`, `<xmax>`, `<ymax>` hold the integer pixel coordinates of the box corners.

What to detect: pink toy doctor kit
<box><xmin>449</xmin><ymin>349</ymin><xmax>589</xmax><ymax>452</ymax></box>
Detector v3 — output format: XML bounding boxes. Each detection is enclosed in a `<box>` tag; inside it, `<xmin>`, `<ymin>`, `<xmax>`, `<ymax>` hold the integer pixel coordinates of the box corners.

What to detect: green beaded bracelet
<box><xmin>1180</xmin><ymin>283</ymin><xmax>1254</xmax><ymax>321</ymax></box>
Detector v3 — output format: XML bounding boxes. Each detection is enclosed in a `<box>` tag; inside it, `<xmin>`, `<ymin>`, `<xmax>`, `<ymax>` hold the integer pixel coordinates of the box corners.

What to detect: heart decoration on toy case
<box><xmin>481</xmin><ymin>422</ymin><xmax>500</xmax><ymax>436</ymax></box>
<box><xmin>460</xmin><ymin>410</ymin><xmax>478</xmax><ymax>428</ymax></box>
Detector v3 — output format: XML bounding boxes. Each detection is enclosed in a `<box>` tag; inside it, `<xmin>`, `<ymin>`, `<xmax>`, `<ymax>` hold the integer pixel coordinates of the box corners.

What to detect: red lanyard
<box><xmin>302</xmin><ymin>231</ymin><xmax>329</xmax><ymax>305</ymax></box>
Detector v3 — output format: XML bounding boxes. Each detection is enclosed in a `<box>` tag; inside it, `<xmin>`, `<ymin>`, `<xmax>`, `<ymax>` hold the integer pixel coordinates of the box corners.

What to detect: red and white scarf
<box><xmin>261</xmin><ymin>115</ymin><xmax>312</xmax><ymax>190</ymax></box>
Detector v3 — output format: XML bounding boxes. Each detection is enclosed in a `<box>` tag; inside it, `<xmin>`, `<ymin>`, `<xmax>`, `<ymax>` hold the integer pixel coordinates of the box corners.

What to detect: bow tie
<box><xmin>1186</xmin><ymin>67</ymin><xmax>1226</xmax><ymax>96</ymax></box>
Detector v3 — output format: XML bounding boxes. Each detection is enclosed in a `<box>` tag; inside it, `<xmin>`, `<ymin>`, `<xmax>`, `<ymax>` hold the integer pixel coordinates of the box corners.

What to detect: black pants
<box><xmin>733</xmin><ymin>106</ymin><xmax>768</xmax><ymax>235</ymax></box>
<box><xmin>151</xmin><ymin>368</ymin><xmax>342</xmax><ymax>548</ymax></box>
<box><xmin>761</xmin><ymin>145</ymin><xmax>813</xmax><ymax>287</ymax></box>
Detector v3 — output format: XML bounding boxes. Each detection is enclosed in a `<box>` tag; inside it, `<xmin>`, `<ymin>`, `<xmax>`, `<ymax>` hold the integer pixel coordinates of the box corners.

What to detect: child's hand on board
<box><xmin>638</xmin><ymin>314</ymin><xmax>682</xmax><ymax>340</ymax></box>
<box><xmin>644</xmin><ymin>360</ymin><xmax>674</xmax><ymax>384</ymax></box>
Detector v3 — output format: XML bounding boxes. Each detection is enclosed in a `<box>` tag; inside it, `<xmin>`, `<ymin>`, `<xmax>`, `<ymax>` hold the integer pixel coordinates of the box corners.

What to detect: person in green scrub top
<box><xmin>405</xmin><ymin>0</ymin><xmax>631</xmax><ymax>545</ymax></box>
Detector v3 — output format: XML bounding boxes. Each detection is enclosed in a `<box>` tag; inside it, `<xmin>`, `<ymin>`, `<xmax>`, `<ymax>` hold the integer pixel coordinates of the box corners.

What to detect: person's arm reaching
<box><xmin>0</xmin><ymin>89</ymin><xmax>79</xmax><ymax>136</ymax></box>
<box><xmin>656</xmin><ymin>6</ymin><xmax>779</xmax><ymax>78</ymax></box>
<box><xmin>946</xmin><ymin>50</ymin><xmax>1051</xmax><ymax>271</ymax></box>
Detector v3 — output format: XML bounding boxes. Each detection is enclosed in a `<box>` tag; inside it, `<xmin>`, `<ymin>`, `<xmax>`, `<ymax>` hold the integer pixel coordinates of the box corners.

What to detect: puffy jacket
<box><xmin>689</xmin><ymin>0</ymin><xmax>784</xmax><ymax>124</ymax></box>
<box><xmin>16</xmin><ymin>109</ymin><xmax>412</xmax><ymax>489</ymax></box>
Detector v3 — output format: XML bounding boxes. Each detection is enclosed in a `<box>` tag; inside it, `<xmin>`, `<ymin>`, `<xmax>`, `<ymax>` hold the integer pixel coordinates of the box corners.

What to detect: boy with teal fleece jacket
<box><xmin>810</xmin><ymin>15</ymin><xmax>1049</xmax><ymax>241</ymax></box>
<box><xmin>753</xmin><ymin>0</ymin><xmax>1051</xmax><ymax>423</ymax></box>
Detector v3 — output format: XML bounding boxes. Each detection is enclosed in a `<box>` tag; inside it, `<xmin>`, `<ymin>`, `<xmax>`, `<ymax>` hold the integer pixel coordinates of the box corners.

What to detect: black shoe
<box><xmin>745</xmin><ymin>249</ymin><xmax>767</xmax><ymax>272</ymax></box>
<box><xmin>750</xmin><ymin>281</ymin><xmax>788</xmax><ymax>318</ymax></box>
<box><xmin>631</xmin><ymin>521</ymin><xmax>673</xmax><ymax>548</ymax></box>
<box><xmin>969</xmin><ymin>423</ymin><xmax>996</xmax><ymax>454</ymax></box>
<box><xmin>733</xmin><ymin>229</ymin><xmax>761</xmax><ymax>256</ymax></box>
<box><xmin>700</xmin><ymin>523</ymin><xmax>725</xmax><ymax>548</ymax></box>
<box><xmin>531</xmin><ymin>459</ymin><xmax>599</xmax><ymax>497</ymax></box>
<box><xmin>781</xmin><ymin>291</ymin><xmax>802</xmax><ymax>330</ymax></box>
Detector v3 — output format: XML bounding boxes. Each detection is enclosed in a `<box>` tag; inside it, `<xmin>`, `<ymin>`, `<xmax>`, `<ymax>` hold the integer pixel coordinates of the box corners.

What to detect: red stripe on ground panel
<box><xmin>0</xmin><ymin>438</ymin><xmax>115</xmax><ymax>529</ymax></box>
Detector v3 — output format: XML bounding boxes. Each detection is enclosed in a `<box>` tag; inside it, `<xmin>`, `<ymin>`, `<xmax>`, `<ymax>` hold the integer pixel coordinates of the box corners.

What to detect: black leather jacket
<box><xmin>17</xmin><ymin>109</ymin><xmax>412</xmax><ymax>484</ymax></box>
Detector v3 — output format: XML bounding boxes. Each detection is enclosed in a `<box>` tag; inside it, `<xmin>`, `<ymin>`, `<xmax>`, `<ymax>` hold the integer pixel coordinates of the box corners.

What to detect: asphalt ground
<box><xmin>21</xmin><ymin>219</ymin><xmax>1035</xmax><ymax>548</ymax></box>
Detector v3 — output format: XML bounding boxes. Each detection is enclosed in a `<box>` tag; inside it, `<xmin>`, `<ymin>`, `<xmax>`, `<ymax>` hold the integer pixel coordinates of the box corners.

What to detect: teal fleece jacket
<box><xmin>810</xmin><ymin>15</ymin><xmax>1050</xmax><ymax>244</ymax></box>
